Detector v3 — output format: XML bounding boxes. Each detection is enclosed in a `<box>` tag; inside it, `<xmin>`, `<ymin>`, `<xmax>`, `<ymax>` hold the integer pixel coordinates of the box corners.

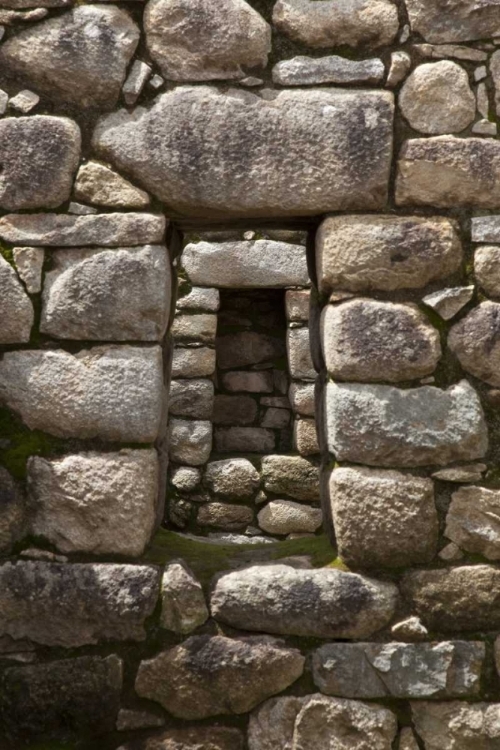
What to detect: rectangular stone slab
<box><xmin>92</xmin><ymin>86</ymin><xmax>395</xmax><ymax>218</ymax></box>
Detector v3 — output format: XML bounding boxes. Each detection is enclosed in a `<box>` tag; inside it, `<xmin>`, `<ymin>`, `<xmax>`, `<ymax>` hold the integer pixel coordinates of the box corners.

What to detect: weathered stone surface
<box><xmin>272</xmin><ymin>0</ymin><xmax>399</xmax><ymax>49</ymax></box>
<box><xmin>445</xmin><ymin>486</ymin><xmax>500</xmax><ymax>560</ymax></box>
<box><xmin>449</xmin><ymin>302</ymin><xmax>500</xmax><ymax>386</ymax></box>
<box><xmin>0</xmin><ymin>212</ymin><xmax>166</xmax><ymax>247</ymax></box>
<box><xmin>285</xmin><ymin>290</ymin><xmax>310</xmax><ymax>322</ymax></box>
<box><xmin>215</xmin><ymin>427</ymin><xmax>275</xmax><ymax>453</ymax></box>
<box><xmin>258</xmin><ymin>500</ymin><xmax>322</xmax><ymax>536</ymax></box>
<box><xmin>289</xmin><ymin>383</ymin><xmax>315</xmax><ymax>416</ymax></box>
<box><xmin>0</xmin><ymin>116</ymin><xmax>80</xmax><ymax>210</ymax></box>
<box><xmin>0</xmin><ymin>346</ymin><xmax>164</xmax><ymax>442</ymax></box>
<box><xmin>74</xmin><ymin>161</ymin><xmax>149</xmax><ymax>209</ymax></box>
<box><xmin>0</xmin><ymin>6</ymin><xmax>139</xmax><ymax>108</ymax></box>
<box><xmin>144</xmin><ymin>0</ymin><xmax>270</xmax><ymax>82</ymax></box>
<box><xmin>312</xmin><ymin>641</ymin><xmax>484</xmax><ymax>699</ymax></box>
<box><xmin>330</xmin><ymin>467</ymin><xmax>438</xmax><ymax>569</ymax></box>
<box><xmin>170</xmin><ymin>466</ymin><xmax>201</xmax><ymax>492</ymax></box>
<box><xmin>116</xmin><ymin>709</ymin><xmax>164</xmax><ymax>732</ymax></box>
<box><xmin>0</xmin><ymin>255</ymin><xmax>34</xmax><ymax>344</ymax></box>
<box><xmin>472</xmin><ymin>216</ymin><xmax>500</xmax><ymax>243</ymax></box>
<box><xmin>28</xmin><ymin>450</ymin><xmax>158</xmax><ymax>557</ymax></box>
<box><xmin>404</xmin><ymin>0</ymin><xmax>500</xmax><ymax>43</ymax></box>
<box><xmin>12</xmin><ymin>247</ymin><xmax>44</xmax><ymax>294</ymax></box>
<box><xmin>321</xmin><ymin>300</ymin><xmax>441</xmax><ymax>382</ymax></box>
<box><xmin>273</xmin><ymin>55</ymin><xmax>385</xmax><ymax>86</ymax></box>
<box><xmin>262</xmin><ymin>455</ymin><xmax>319</xmax><ymax>501</ymax></box>
<box><xmin>262</xmin><ymin>407</ymin><xmax>290</xmax><ymax>429</ymax></box>
<box><xmin>475</xmin><ymin>246</ymin><xmax>500</xmax><ymax>298</ymax></box>
<box><xmin>0</xmin><ymin>655</ymin><xmax>122</xmax><ymax>737</ymax></box>
<box><xmin>317</xmin><ymin>215</ymin><xmax>462</xmax><ymax>293</ymax></box>
<box><xmin>325</xmin><ymin>380</ymin><xmax>488</xmax><ymax>467</ymax></box>
<box><xmin>422</xmin><ymin>286</ymin><xmax>474</xmax><ymax>320</ymax></box>
<box><xmin>135</xmin><ymin>635</ymin><xmax>304</xmax><ymax>718</ymax></box>
<box><xmin>399</xmin><ymin>62</ymin><xmax>475</xmax><ymax>134</ymax></box>
<box><xmin>217</xmin><ymin>331</ymin><xmax>285</xmax><ymax>369</ymax></box>
<box><xmin>293</xmin><ymin>418</ymin><xmax>319</xmax><ymax>456</ymax></box>
<box><xmin>391</xmin><ymin>616</ymin><xmax>428</xmax><ymax>641</ymax></box>
<box><xmin>169</xmin><ymin>379</ymin><xmax>214</xmax><ymax>419</ymax></box>
<box><xmin>386</xmin><ymin>51</ymin><xmax>412</xmax><ymax>88</ymax></box>
<box><xmin>122</xmin><ymin>59</ymin><xmax>152</xmax><ymax>106</ymax></box>
<box><xmin>182</xmin><ymin>240</ymin><xmax>309</xmax><ymax>287</ymax></box>
<box><xmin>40</xmin><ymin>246</ymin><xmax>171</xmax><ymax>341</ymax></box>
<box><xmin>117</xmin><ymin>727</ymin><xmax>244</xmax><ymax>750</ymax></box>
<box><xmin>0</xmin><ymin>561</ymin><xmax>160</xmax><ymax>646</ymax></box>
<box><xmin>222</xmin><ymin>370</ymin><xmax>273</xmax><ymax>393</ymax></box>
<box><xmin>171</xmin><ymin>347</ymin><xmax>216</xmax><ymax>378</ymax></box>
<box><xmin>177</xmin><ymin>287</ymin><xmax>220</xmax><ymax>312</ymax></box>
<box><xmin>402</xmin><ymin>565</ymin><xmax>500</xmax><ymax>631</ymax></box>
<box><xmin>398</xmin><ymin>729</ymin><xmax>420</xmax><ymax>750</ymax></box>
<box><xmin>198</xmin><ymin>502</ymin><xmax>253</xmax><ymax>530</ymax></box>
<box><xmin>8</xmin><ymin>89</ymin><xmax>40</xmax><ymax>113</ymax></box>
<box><xmin>92</xmin><ymin>87</ymin><xmax>395</xmax><ymax>218</ymax></box>
<box><xmin>412</xmin><ymin>701</ymin><xmax>500</xmax><ymax>750</ymax></box>
<box><xmin>213</xmin><ymin>395</ymin><xmax>257</xmax><ymax>425</ymax></box>
<box><xmin>211</xmin><ymin>564</ymin><xmax>398</xmax><ymax>638</ymax></box>
<box><xmin>169</xmin><ymin>419</ymin><xmax>212</xmax><ymax>466</ymax></box>
<box><xmin>171</xmin><ymin>314</ymin><xmax>217</xmax><ymax>345</ymax></box>
<box><xmin>396</xmin><ymin>137</ymin><xmax>500</xmax><ymax>208</ymax></box>
<box><xmin>204</xmin><ymin>459</ymin><xmax>260</xmax><ymax>498</ymax></box>
<box><xmin>248</xmin><ymin>694</ymin><xmax>397</xmax><ymax>750</ymax></box>
<box><xmin>0</xmin><ymin>467</ymin><xmax>25</xmax><ymax>555</ymax></box>
<box><xmin>287</xmin><ymin>328</ymin><xmax>315</xmax><ymax>380</ymax></box>
<box><xmin>160</xmin><ymin>561</ymin><xmax>208</xmax><ymax>634</ymax></box>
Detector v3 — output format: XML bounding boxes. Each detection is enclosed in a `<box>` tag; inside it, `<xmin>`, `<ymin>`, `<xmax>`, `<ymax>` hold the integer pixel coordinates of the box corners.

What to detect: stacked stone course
<box><xmin>4</xmin><ymin>0</ymin><xmax>500</xmax><ymax>748</ymax></box>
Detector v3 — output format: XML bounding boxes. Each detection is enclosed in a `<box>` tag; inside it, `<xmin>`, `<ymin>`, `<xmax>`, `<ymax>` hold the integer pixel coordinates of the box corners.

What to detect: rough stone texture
<box><xmin>312</xmin><ymin>642</ymin><xmax>484</xmax><ymax>699</ymax></box>
<box><xmin>171</xmin><ymin>314</ymin><xmax>217</xmax><ymax>345</ymax></box>
<box><xmin>169</xmin><ymin>379</ymin><xmax>214</xmax><ymax>419</ymax></box>
<box><xmin>204</xmin><ymin>459</ymin><xmax>260</xmax><ymax>498</ymax></box>
<box><xmin>122</xmin><ymin>59</ymin><xmax>152</xmax><ymax>106</ymax></box>
<box><xmin>411</xmin><ymin>701</ymin><xmax>500</xmax><ymax>750</ymax></box>
<box><xmin>213</xmin><ymin>395</ymin><xmax>258</xmax><ymax>425</ymax></box>
<box><xmin>222</xmin><ymin>371</ymin><xmax>273</xmax><ymax>393</ymax></box>
<box><xmin>432</xmin><ymin>464</ymin><xmax>487</xmax><ymax>483</ymax></box>
<box><xmin>491</xmin><ymin>51</ymin><xmax>500</xmax><ymax>119</ymax></box>
<box><xmin>0</xmin><ymin>6</ymin><xmax>140</xmax><ymax>109</ymax></box>
<box><xmin>117</xmin><ymin>727</ymin><xmax>244</xmax><ymax>750</ymax></box>
<box><xmin>386</xmin><ymin>51</ymin><xmax>412</xmax><ymax>88</ymax></box>
<box><xmin>92</xmin><ymin>87</ymin><xmax>395</xmax><ymax>218</ymax></box>
<box><xmin>0</xmin><ymin>116</ymin><xmax>80</xmax><ymax>210</ymax></box>
<box><xmin>287</xmin><ymin>328</ymin><xmax>315</xmax><ymax>380</ymax></box>
<box><xmin>116</xmin><ymin>710</ymin><xmax>164</xmax><ymax>732</ymax></box>
<box><xmin>27</xmin><ymin>450</ymin><xmax>158</xmax><ymax>557</ymax></box>
<box><xmin>177</xmin><ymin>287</ymin><xmax>220</xmax><ymax>312</ymax></box>
<box><xmin>391</xmin><ymin>616</ymin><xmax>428</xmax><ymax>642</ymax></box>
<box><xmin>12</xmin><ymin>247</ymin><xmax>44</xmax><ymax>294</ymax></box>
<box><xmin>289</xmin><ymin>383</ymin><xmax>315</xmax><ymax>416</ymax></box>
<box><xmin>475</xmin><ymin>246</ymin><xmax>500</xmax><ymax>299</ymax></box>
<box><xmin>272</xmin><ymin>0</ymin><xmax>399</xmax><ymax>49</ymax></box>
<box><xmin>197</xmin><ymin>502</ymin><xmax>253</xmax><ymax>531</ymax></box>
<box><xmin>422</xmin><ymin>286</ymin><xmax>474</xmax><ymax>320</ymax></box>
<box><xmin>317</xmin><ymin>215</ymin><xmax>462</xmax><ymax>293</ymax></box>
<box><xmin>160</xmin><ymin>561</ymin><xmax>208</xmax><ymax>634</ymax></box>
<box><xmin>330</xmin><ymin>467</ymin><xmax>438</xmax><ymax>569</ymax></box>
<box><xmin>171</xmin><ymin>347</ymin><xmax>216</xmax><ymax>378</ymax></box>
<box><xmin>286</xmin><ymin>290</ymin><xmax>310</xmax><ymax>322</ymax></box>
<box><xmin>210</xmin><ymin>565</ymin><xmax>398</xmax><ymax>638</ymax></box>
<box><xmin>215</xmin><ymin>426</ymin><xmax>274</xmax><ymax>453</ymax></box>
<box><xmin>325</xmin><ymin>380</ymin><xmax>488</xmax><ymax>467</ymax></box>
<box><xmin>273</xmin><ymin>55</ymin><xmax>385</xmax><ymax>86</ymax></box>
<box><xmin>217</xmin><ymin>331</ymin><xmax>285</xmax><ymax>369</ymax></box>
<box><xmin>398</xmin><ymin>729</ymin><xmax>420</xmax><ymax>750</ymax></box>
<box><xmin>261</xmin><ymin>455</ymin><xmax>319</xmax><ymax>501</ymax></box>
<box><xmin>182</xmin><ymin>240</ymin><xmax>309</xmax><ymax>287</ymax></box>
<box><xmin>0</xmin><ymin>655</ymin><xmax>122</xmax><ymax>738</ymax></box>
<box><xmin>0</xmin><ymin>346</ymin><xmax>164</xmax><ymax>442</ymax></box>
<box><xmin>258</xmin><ymin>500</ymin><xmax>322</xmax><ymax>535</ymax></box>
<box><xmin>404</xmin><ymin>0</ymin><xmax>500</xmax><ymax>43</ymax></box>
<box><xmin>0</xmin><ymin>212</ymin><xmax>166</xmax><ymax>247</ymax></box>
<box><xmin>0</xmin><ymin>561</ymin><xmax>160</xmax><ymax>646</ymax></box>
<box><xmin>445</xmin><ymin>486</ymin><xmax>500</xmax><ymax>560</ymax></box>
<box><xmin>170</xmin><ymin>467</ymin><xmax>201</xmax><ymax>492</ymax></box>
<box><xmin>169</xmin><ymin>419</ymin><xmax>212</xmax><ymax>466</ymax></box>
<box><xmin>399</xmin><ymin>62</ymin><xmax>475</xmax><ymax>134</ymax></box>
<box><xmin>396</xmin><ymin>137</ymin><xmax>500</xmax><ymax>209</ymax></box>
<box><xmin>402</xmin><ymin>565</ymin><xmax>500</xmax><ymax>631</ymax></box>
<box><xmin>449</xmin><ymin>302</ymin><xmax>500</xmax><ymax>386</ymax></box>
<box><xmin>144</xmin><ymin>0</ymin><xmax>271</xmax><ymax>82</ymax></box>
<box><xmin>135</xmin><ymin>635</ymin><xmax>304</xmax><ymax>718</ymax></box>
<box><xmin>0</xmin><ymin>255</ymin><xmax>34</xmax><ymax>344</ymax></box>
<box><xmin>248</xmin><ymin>694</ymin><xmax>397</xmax><ymax>750</ymax></box>
<box><xmin>0</xmin><ymin>467</ymin><xmax>25</xmax><ymax>556</ymax></box>
<box><xmin>40</xmin><ymin>246</ymin><xmax>171</xmax><ymax>341</ymax></box>
<box><xmin>472</xmin><ymin>216</ymin><xmax>500</xmax><ymax>243</ymax></box>
<box><xmin>321</xmin><ymin>299</ymin><xmax>441</xmax><ymax>382</ymax></box>
<box><xmin>74</xmin><ymin>161</ymin><xmax>149</xmax><ymax>209</ymax></box>
<box><xmin>293</xmin><ymin>418</ymin><xmax>319</xmax><ymax>456</ymax></box>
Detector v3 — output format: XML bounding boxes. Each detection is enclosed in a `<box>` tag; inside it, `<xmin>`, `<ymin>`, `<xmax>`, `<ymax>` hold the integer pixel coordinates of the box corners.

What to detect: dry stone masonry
<box><xmin>3</xmin><ymin>0</ymin><xmax>500</xmax><ymax>748</ymax></box>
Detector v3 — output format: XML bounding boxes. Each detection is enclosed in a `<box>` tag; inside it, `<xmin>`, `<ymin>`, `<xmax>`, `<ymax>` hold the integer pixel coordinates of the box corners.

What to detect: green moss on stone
<box><xmin>0</xmin><ymin>408</ymin><xmax>66</xmax><ymax>480</ymax></box>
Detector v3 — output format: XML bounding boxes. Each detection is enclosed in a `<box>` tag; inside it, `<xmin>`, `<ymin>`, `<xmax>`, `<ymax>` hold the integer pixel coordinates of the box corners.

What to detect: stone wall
<box><xmin>2</xmin><ymin>0</ymin><xmax>500</xmax><ymax>748</ymax></box>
